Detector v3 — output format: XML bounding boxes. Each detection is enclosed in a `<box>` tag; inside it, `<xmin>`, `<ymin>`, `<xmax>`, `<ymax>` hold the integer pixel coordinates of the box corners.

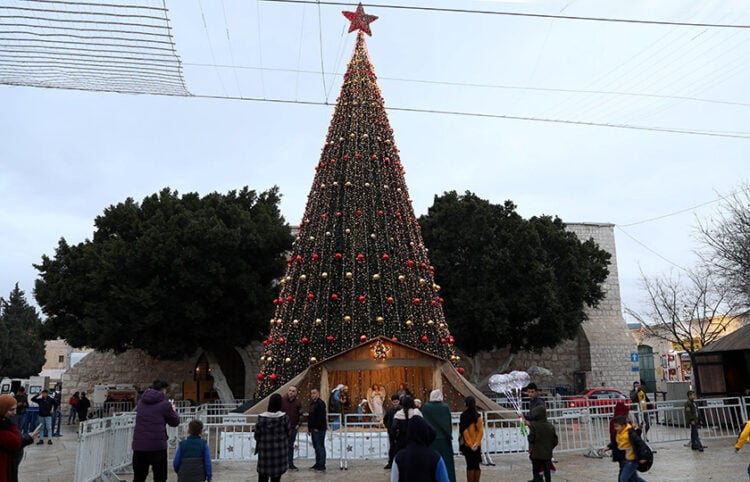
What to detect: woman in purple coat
<box><xmin>132</xmin><ymin>380</ymin><xmax>181</xmax><ymax>482</ymax></box>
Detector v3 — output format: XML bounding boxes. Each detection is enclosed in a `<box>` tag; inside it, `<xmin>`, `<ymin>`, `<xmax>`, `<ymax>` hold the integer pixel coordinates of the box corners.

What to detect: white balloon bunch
<box><xmin>488</xmin><ymin>370</ymin><xmax>530</xmax><ymax>415</ymax></box>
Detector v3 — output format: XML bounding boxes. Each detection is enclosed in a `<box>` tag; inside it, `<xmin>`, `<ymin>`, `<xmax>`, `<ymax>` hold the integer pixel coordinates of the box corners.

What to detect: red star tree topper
<box><xmin>342</xmin><ymin>3</ymin><xmax>378</xmax><ymax>36</ymax></box>
<box><xmin>256</xmin><ymin>14</ymin><xmax>457</xmax><ymax>397</ymax></box>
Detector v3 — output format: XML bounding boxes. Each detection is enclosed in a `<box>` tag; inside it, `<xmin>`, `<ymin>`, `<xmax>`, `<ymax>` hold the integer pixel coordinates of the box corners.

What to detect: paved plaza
<box><xmin>18</xmin><ymin>422</ymin><xmax>750</xmax><ymax>481</ymax></box>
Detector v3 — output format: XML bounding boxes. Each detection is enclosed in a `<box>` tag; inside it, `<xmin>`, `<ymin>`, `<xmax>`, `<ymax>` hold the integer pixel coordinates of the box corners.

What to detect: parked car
<box><xmin>567</xmin><ymin>388</ymin><xmax>628</xmax><ymax>409</ymax></box>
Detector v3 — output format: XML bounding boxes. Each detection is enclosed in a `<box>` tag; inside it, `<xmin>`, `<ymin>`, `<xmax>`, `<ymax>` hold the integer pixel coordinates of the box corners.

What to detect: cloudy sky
<box><xmin>1</xmin><ymin>0</ymin><xmax>748</xmax><ymax>319</ymax></box>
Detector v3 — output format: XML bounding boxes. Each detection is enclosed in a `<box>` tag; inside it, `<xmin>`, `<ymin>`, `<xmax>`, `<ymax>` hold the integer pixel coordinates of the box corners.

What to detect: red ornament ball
<box><xmin>449</xmin><ymin>336</ymin><xmax>455</xmax><ymax>345</ymax></box>
<box><xmin>270</xmin><ymin>373</ymin><xmax>278</xmax><ymax>382</ymax></box>
<box><xmin>356</xmin><ymin>209</ymin><xmax>363</xmax><ymax>216</ymax></box>
<box><xmin>301</xmin><ymin>337</ymin><xmax>309</xmax><ymax>344</ymax></box>
<box><xmin>312</xmin><ymin>253</ymin><xmax>320</xmax><ymax>261</ymax></box>
<box><xmin>257</xmin><ymin>373</ymin><xmax>266</xmax><ymax>381</ymax></box>
<box><xmin>382</xmin><ymin>253</ymin><xmax>390</xmax><ymax>261</ymax></box>
<box><xmin>413</xmin><ymin>298</ymin><xmax>420</xmax><ymax>305</ymax></box>
<box><xmin>336</xmin><ymin>211</ymin><xmax>343</xmax><ymax>218</ymax></box>
<box><xmin>457</xmin><ymin>367</ymin><xmax>465</xmax><ymax>375</ymax></box>
<box><xmin>335</xmin><ymin>252</ymin><xmax>343</xmax><ymax>260</ymax></box>
<box><xmin>421</xmin><ymin>336</ymin><xmax>428</xmax><ymax>343</ymax></box>
<box><xmin>277</xmin><ymin>337</ymin><xmax>285</xmax><ymax>344</ymax></box>
<box><xmin>407</xmin><ymin>260</ymin><xmax>415</xmax><ymax>268</ymax></box>
<box><xmin>360</xmin><ymin>335</ymin><xmax>368</xmax><ymax>342</ymax></box>
<box><xmin>440</xmin><ymin>337</ymin><xmax>446</xmax><ymax>344</ymax></box>
<box><xmin>287</xmin><ymin>296</ymin><xmax>294</xmax><ymax>303</ymax></box>
<box><xmin>391</xmin><ymin>336</ymin><xmax>398</xmax><ymax>342</ymax></box>
<box><xmin>308</xmin><ymin>293</ymin><xmax>315</xmax><ymax>300</ymax></box>
<box><xmin>331</xmin><ymin>293</ymin><xmax>339</xmax><ymax>301</ymax></box>
<box><xmin>377</xmin><ymin>210</ymin><xmax>384</xmax><ymax>216</ymax></box>
<box><xmin>359</xmin><ymin>295</ymin><xmax>366</xmax><ymax>303</ymax></box>
<box><xmin>295</xmin><ymin>255</ymin><xmax>302</xmax><ymax>263</ymax></box>
<box><xmin>262</xmin><ymin>340</ymin><xmax>269</xmax><ymax>346</ymax></box>
<box><xmin>327</xmin><ymin>335</ymin><xmax>335</xmax><ymax>342</ymax></box>
<box><xmin>287</xmin><ymin>257</ymin><xmax>292</xmax><ymax>265</ymax></box>
<box><xmin>386</xmin><ymin>297</ymin><xmax>394</xmax><ymax>304</ymax></box>
<box><xmin>272</xmin><ymin>299</ymin><xmax>279</xmax><ymax>305</ymax></box>
<box><xmin>357</xmin><ymin>253</ymin><xmax>365</xmax><ymax>261</ymax></box>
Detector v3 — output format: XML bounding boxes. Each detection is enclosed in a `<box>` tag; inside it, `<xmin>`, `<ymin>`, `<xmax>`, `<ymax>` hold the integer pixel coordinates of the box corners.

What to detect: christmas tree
<box><xmin>257</xmin><ymin>4</ymin><xmax>458</xmax><ymax>397</ymax></box>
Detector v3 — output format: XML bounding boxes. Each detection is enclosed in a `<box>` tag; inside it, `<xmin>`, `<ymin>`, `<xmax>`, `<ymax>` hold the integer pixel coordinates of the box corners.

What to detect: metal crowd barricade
<box><xmin>342</xmin><ymin>413</ymin><xmax>389</xmax><ymax>469</ymax></box>
<box><xmin>73</xmin><ymin>413</ymin><xmax>136</xmax><ymax>482</ymax></box>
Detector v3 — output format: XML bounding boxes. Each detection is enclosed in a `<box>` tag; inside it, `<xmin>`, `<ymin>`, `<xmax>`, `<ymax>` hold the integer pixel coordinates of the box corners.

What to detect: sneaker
<box><xmin>289</xmin><ymin>465</ymin><xmax>298</xmax><ymax>471</ymax></box>
<box><xmin>36</xmin><ymin>440</ymin><xmax>44</xmax><ymax>445</ymax></box>
<box><xmin>314</xmin><ymin>467</ymin><xmax>326</xmax><ymax>472</ymax></box>
<box><xmin>47</xmin><ymin>440</ymin><xmax>53</xmax><ymax>445</ymax></box>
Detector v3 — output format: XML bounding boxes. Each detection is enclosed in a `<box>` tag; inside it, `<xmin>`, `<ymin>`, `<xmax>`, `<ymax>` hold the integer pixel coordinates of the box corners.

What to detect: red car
<box><xmin>567</xmin><ymin>388</ymin><xmax>628</xmax><ymax>408</ymax></box>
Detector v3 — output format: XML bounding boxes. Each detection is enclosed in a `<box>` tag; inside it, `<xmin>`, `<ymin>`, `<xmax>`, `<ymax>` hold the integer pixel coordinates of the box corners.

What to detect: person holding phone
<box><xmin>30</xmin><ymin>390</ymin><xmax>58</xmax><ymax>446</ymax></box>
<box><xmin>1</xmin><ymin>394</ymin><xmax>39</xmax><ymax>481</ymax></box>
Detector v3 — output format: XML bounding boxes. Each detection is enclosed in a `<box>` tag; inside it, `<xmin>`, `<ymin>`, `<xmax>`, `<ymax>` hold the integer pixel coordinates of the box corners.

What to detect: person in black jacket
<box><xmin>77</xmin><ymin>392</ymin><xmax>91</xmax><ymax>422</ymax></box>
<box><xmin>30</xmin><ymin>390</ymin><xmax>58</xmax><ymax>446</ymax></box>
<box><xmin>382</xmin><ymin>394</ymin><xmax>401</xmax><ymax>469</ymax></box>
<box><xmin>307</xmin><ymin>388</ymin><xmax>327</xmax><ymax>472</ymax></box>
<box><xmin>391</xmin><ymin>416</ymin><xmax>450</xmax><ymax>482</ymax></box>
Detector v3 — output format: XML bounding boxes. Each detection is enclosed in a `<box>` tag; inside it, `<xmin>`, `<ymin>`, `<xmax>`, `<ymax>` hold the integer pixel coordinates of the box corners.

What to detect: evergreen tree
<box><xmin>257</xmin><ymin>30</ymin><xmax>457</xmax><ymax>396</ymax></box>
<box><xmin>0</xmin><ymin>284</ymin><xmax>46</xmax><ymax>377</ymax></box>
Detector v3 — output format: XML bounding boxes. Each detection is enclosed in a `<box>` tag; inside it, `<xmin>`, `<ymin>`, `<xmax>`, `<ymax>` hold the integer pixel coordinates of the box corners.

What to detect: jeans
<box><xmin>52</xmin><ymin>409</ymin><xmax>62</xmax><ymax>435</ymax></box>
<box><xmin>39</xmin><ymin>415</ymin><xmax>53</xmax><ymax>441</ymax></box>
<box><xmin>132</xmin><ymin>449</ymin><xmax>168</xmax><ymax>482</ymax></box>
<box><xmin>619</xmin><ymin>460</ymin><xmax>646</xmax><ymax>482</ymax></box>
<box><xmin>67</xmin><ymin>407</ymin><xmax>77</xmax><ymax>424</ymax></box>
<box><xmin>311</xmin><ymin>430</ymin><xmax>326</xmax><ymax>469</ymax></box>
<box><xmin>690</xmin><ymin>423</ymin><xmax>702</xmax><ymax>448</ymax></box>
<box><xmin>21</xmin><ymin>411</ymin><xmax>37</xmax><ymax>436</ymax></box>
<box><xmin>288</xmin><ymin>427</ymin><xmax>298</xmax><ymax>467</ymax></box>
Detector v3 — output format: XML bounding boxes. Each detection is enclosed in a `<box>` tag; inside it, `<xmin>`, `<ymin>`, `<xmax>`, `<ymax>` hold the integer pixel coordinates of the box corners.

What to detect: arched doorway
<box><xmin>215</xmin><ymin>348</ymin><xmax>246</xmax><ymax>400</ymax></box>
<box><xmin>638</xmin><ymin>345</ymin><xmax>656</xmax><ymax>393</ymax></box>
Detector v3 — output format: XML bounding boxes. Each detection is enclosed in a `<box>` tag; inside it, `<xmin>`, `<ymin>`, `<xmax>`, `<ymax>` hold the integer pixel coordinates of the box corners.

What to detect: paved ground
<box><xmin>19</xmin><ymin>421</ymin><xmax>750</xmax><ymax>481</ymax></box>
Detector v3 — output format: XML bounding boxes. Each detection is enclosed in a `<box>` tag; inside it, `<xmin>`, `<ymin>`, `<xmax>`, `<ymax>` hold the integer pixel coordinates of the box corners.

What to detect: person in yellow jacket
<box><xmin>734</xmin><ymin>420</ymin><xmax>750</xmax><ymax>479</ymax></box>
<box><xmin>613</xmin><ymin>416</ymin><xmax>648</xmax><ymax>482</ymax></box>
<box><xmin>459</xmin><ymin>396</ymin><xmax>484</xmax><ymax>482</ymax></box>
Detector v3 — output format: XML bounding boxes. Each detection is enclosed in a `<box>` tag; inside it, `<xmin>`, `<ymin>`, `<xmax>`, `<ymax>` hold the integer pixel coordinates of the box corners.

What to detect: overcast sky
<box><xmin>1</xmin><ymin>0</ymin><xmax>748</xmax><ymax>320</ymax></box>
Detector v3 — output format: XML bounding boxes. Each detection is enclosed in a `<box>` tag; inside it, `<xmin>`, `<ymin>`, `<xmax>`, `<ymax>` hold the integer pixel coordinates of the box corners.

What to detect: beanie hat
<box><xmin>0</xmin><ymin>394</ymin><xmax>17</xmax><ymax>417</ymax></box>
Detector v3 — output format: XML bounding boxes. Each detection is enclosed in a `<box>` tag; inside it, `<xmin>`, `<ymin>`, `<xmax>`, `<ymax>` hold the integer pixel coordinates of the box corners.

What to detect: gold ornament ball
<box><xmin>405</xmin><ymin>320</ymin><xmax>413</xmax><ymax>327</ymax></box>
<box><xmin>370</xmin><ymin>233</ymin><xmax>376</xmax><ymax>239</ymax></box>
<box><xmin>345</xmin><ymin>228</ymin><xmax>351</xmax><ymax>234</ymax></box>
<box><xmin>299</xmin><ymin>274</ymin><xmax>307</xmax><ymax>281</ymax></box>
<box><xmin>376</xmin><ymin>316</ymin><xmax>385</xmax><ymax>324</ymax></box>
<box><xmin>325</xmin><ymin>231</ymin><xmax>331</xmax><ymax>237</ymax></box>
<box><xmin>427</xmin><ymin>320</ymin><xmax>435</xmax><ymax>326</ymax></box>
<box><xmin>345</xmin><ymin>181</ymin><xmax>352</xmax><ymax>187</ymax></box>
<box><xmin>280</xmin><ymin>278</ymin><xmax>287</xmax><ymax>286</ymax></box>
<box><xmin>269</xmin><ymin>318</ymin><xmax>275</xmax><ymax>325</ymax></box>
<box><xmin>315</xmin><ymin>318</ymin><xmax>323</xmax><ymax>326</ymax></box>
<box><xmin>433</xmin><ymin>284</ymin><xmax>441</xmax><ymax>292</ymax></box>
<box><xmin>309</xmin><ymin>236</ymin><xmax>315</xmax><ymax>241</ymax></box>
<box><xmin>365</xmin><ymin>182</ymin><xmax>370</xmax><ymax>188</ymax></box>
<box><xmin>310</xmin><ymin>357</ymin><xmax>318</xmax><ymax>363</ymax></box>
<box><xmin>344</xmin><ymin>315</ymin><xmax>352</xmax><ymax>323</ymax></box>
<box><xmin>293</xmin><ymin>319</ymin><xmax>300</xmax><ymax>327</ymax></box>
<box><xmin>372</xmin><ymin>274</ymin><xmax>381</xmax><ymax>281</ymax></box>
<box><xmin>350</xmin><ymin>133</ymin><xmax>356</xmax><ymax>139</ymax></box>
<box><xmin>345</xmin><ymin>272</ymin><xmax>353</xmax><ymax>280</ymax></box>
<box><xmin>285</xmin><ymin>358</ymin><xmax>292</xmax><ymax>364</ymax></box>
<box><xmin>398</xmin><ymin>275</ymin><xmax>405</xmax><ymax>282</ymax></box>
<box><xmin>321</xmin><ymin>272</ymin><xmax>328</xmax><ymax>279</ymax></box>
<box><xmin>260</xmin><ymin>356</ymin><xmax>266</xmax><ymax>361</ymax></box>
<box><xmin>419</xmin><ymin>278</ymin><xmax>426</xmax><ymax>286</ymax></box>
<box><xmin>439</xmin><ymin>323</ymin><xmax>446</xmax><ymax>330</ymax></box>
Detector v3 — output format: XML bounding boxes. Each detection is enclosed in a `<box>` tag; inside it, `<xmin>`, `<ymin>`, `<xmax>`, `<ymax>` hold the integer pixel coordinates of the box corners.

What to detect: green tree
<box><xmin>419</xmin><ymin>191</ymin><xmax>610</xmax><ymax>370</ymax></box>
<box><xmin>34</xmin><ymin>187</ymin><xmax>293</xmax><ymax>360</ymax></box>
<box><xmin>0</xmin><ymin>284</ymin><xmax>46</xmax><ymax>377</ymax></box>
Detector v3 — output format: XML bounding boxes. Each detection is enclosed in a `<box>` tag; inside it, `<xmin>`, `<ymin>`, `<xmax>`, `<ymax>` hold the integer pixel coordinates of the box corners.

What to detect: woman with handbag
<box><xmin>459</xmin><ymin>396</ymin><xmax>484</xmax><ymax>482</ymax></box>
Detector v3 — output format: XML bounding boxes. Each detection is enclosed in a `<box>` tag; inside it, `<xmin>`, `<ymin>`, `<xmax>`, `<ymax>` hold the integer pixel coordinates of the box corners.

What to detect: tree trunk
<box><xmin>205</xmin><ymin>352</ymin><xmax>235</xmax><ymax>403</ymax></box>
<box><xmin>470</xmin><ymin>351</ymin><xmax>515</xmax><ymax>390</ymax></box>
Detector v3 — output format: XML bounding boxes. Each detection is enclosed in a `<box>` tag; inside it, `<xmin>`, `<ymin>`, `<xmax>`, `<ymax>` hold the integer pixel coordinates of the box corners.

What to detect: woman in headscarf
<box><xmin>0</xmin><ymin>394</ymin><xmax>37</xmax><ymax>482</ymax></box>
<box><xmin>255</xmin><ymin>393</ymin><xmax>290</xmax><ymax>482</ymax></box>
<box><xmin>421</xmin><ymin>389</ymin><xmax>457</xmax><ymax>482</ymax></box>
<box><xmin>459</xmin><ymin>396</ymin><xmax>483</xmax><ymax>482</ymax></box>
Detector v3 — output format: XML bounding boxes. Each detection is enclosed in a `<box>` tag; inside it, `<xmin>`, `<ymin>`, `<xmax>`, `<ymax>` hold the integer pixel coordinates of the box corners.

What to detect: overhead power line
<box><xmin>261</xmin><ymin>0</ymin><xmax>750</xmax><ymax>29</ymax></box>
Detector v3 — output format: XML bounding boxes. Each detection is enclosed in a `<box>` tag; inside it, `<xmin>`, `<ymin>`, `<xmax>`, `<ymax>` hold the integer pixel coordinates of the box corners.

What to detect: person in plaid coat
<box><xmin>255</xmin><ymin>393</ymin><xmax>290</xmax><ymax>482</ymax></box>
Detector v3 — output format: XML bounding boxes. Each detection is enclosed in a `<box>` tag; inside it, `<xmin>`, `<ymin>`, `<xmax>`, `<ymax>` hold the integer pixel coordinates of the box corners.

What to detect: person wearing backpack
<box><xmin>612</xmin><ymin>415</ymin><xmax>650</xmax><ymax>482</ymax></box>
<box><xmin>173</xmin><ymin>420</ymin><xmax>212</xmax><ymax>482</ymax></box>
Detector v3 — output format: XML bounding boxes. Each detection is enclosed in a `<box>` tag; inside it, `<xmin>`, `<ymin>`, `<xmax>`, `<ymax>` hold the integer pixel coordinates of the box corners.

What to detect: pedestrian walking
<box><xmin>459</xmin><ymin>396</ymin><xmax>483</xmax><ymax>482</ymax></box>
<box><xmin>684</xmin><ymin>390</ymin><xmax>704</xmax><ymax>451</ymax></box>
<box><xmin>280</xmin><ymin>386</ymin><xmax>302</xmax><ymax>471</ymax></box>
<box><xmin>421</xmin><ymin>389</ymin><xmax>457</xmax><ymax>482</ymax></box>
<box><xmin>382</xmin><ymin>394</ymin><xmax>401</xmax><ymax>470</ymax></box>
<box><xmin>0</xmin><ymin>394</ymin><xmax>38</xmax><ymax>482</ymax></box>
<box><xmin>173</xmin><ymin>420</ymin><xmax>212</xmax><ymax>482</ymax></box>
<box><xmin>67</xmin><ymin>392</ymin><xmax>79</xmax><ymax>425</ymax></box>
<box><xmin>52</xmin><ymin>391</ymin><xmax>62</xmax><ymax>436</ymax></box>
<box><xmin>307</xmin><ymin>388</ymin><xmax>327</xmax><ymax>472</ymax></box>
<box><xmin>527</xmin><ymin>405</ymin><xmax>558</xmax><ymax>482</ymax></box>
<box><xmin>77</xmin><ymin>392</ymin><xmax>91</xmax><ymax>422</ymax></box>
<box><xmin>632</xmin><ymin>381</ymin><xmax>651</xmax><ymax>440</ymax></box>
<box><xmin>735</xmin><ymin>419</ymin><xmax>750</xmax><ymax>479</ymax></box>
<box><xmin>30</xmin><ymin>389</ymin><xmax>58</xmax><ymax>445</ymax></box>
<box><xmin>255</xmin><ymin>393</ymin><xmax>290</xmax><ymax>482</ymax></box>
<box><xmin>132</xmin><ymin>380</ymin><xmax>181</xmax><ymax>482</ymax></box>
<box><xmin>612</xmin><ymin>415</ymin><xmax>649</xmax><ymax>482</ymax></box>
<box><xmin>390</xmin><ymin>415</ymin><xmax>450</xmax><ymax>482</ymax></box>
<box><xmin>604</xmin><ymin>401</ymin><xmax>631</xmax><ymax>480</ymax></box>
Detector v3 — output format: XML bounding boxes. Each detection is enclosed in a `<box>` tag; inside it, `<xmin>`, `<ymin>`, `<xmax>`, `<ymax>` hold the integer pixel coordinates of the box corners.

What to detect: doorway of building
<box><xmin>638</xmin><ymin>345</ymin><xmax>656</xmax><ymax>393</ymax></box>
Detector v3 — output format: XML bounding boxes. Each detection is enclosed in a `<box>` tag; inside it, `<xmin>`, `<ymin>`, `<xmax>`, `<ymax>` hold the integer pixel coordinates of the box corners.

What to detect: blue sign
<box><xmin>630</xmin><ymin>353</ymin><xmax>639</xmax><ymax>362</ymax></box>
<box><xmin>631</xmin><ymin>366</ymin><xmax>640</xmax><ymax>372</ymax></box>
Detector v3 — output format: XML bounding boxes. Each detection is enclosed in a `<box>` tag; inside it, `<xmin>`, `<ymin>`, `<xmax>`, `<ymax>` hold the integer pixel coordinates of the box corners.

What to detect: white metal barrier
<box><xmin>74</xmin><ymin>397</ymin><xmax>749</xmax><ymax>480</ymax></box>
